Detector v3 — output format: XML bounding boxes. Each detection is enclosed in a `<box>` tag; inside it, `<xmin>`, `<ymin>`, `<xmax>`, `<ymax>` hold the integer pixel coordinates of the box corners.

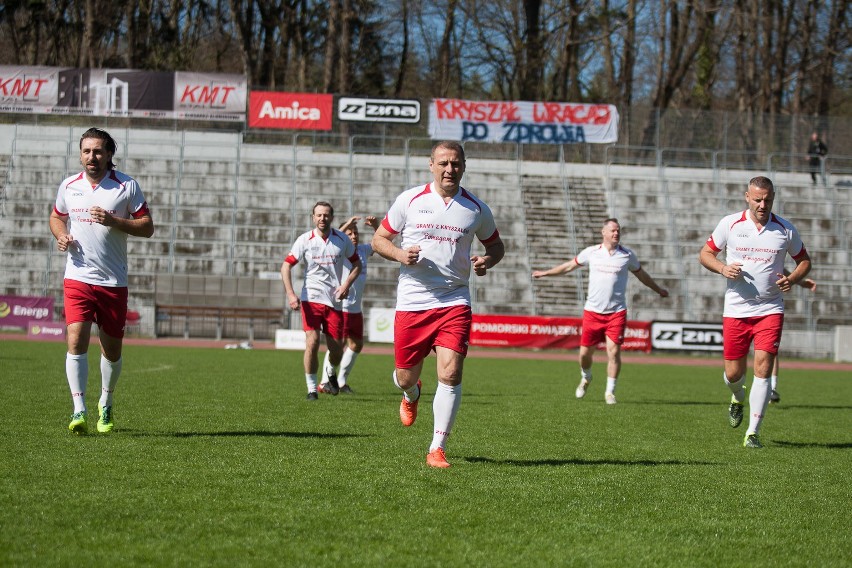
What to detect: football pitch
<box><xmin>1</xmin><ymin>339</ymin><xmax>850</xmax><ymax>567</ymax></box>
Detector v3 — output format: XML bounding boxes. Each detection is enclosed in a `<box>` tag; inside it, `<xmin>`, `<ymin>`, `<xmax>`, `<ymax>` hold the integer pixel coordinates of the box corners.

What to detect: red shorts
<box><xmin>301</xmin><ymin>301</ymin><xmax>343</xmax><ymax>339</ymax></box>
<box><xmin>63</xmin><ymin>279</ymin><xmax>128</xmax><ymax>338</ymax></box>
<box><xmin>342</xmin><ymin>311</ymin><xmax>364</xmax><ymax>340</ymax></box>
<box><xmin>723</xmin><ymin>314</ymin><xmax>784</xmax><ymax>360</ymax></box>
<box><xmin>580</xmin><ymin>309</ymin><xmax>627</xmax><ymax>347</ymax></box>
<box><xmin>394</xmin><ymin>305</ymin><xmax>471</xmax><ymax>369</ymax></box>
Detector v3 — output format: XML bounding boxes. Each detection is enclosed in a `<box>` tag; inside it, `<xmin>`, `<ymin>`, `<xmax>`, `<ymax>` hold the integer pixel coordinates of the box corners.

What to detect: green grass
<box><xmin>1</xmin><ymin>339</ymin><xmax>850</xmax><ymax>567</ymax></box>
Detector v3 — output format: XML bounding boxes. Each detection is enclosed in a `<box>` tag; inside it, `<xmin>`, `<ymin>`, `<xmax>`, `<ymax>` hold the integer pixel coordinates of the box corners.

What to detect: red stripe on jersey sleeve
<box><xmin>480</xmin><ymin>229</ymin><xmax>500</xmax><ymax>244</ymax></box>
<box><xmin>380</xmin><ymin>217</ymin><xmax>399</xmax><ymax>234</ymax></box>
<box><xmin>706</xmin><ymin>236</ymin><xmax>721</xmax><ymax>252</ymax></box>
<box><xmin>792</xmin><ymin>245</ymin><xmax>808</xmax><ymax>261</ymax></box>
<box><xmin>284</xmin><ymin>254</ymin><xmax>298</xmax><ymax>265</ymax></box>
<box><xmin>132</xmin><ymin>202</ymin><xmax>150</xmax><ymax>218</ymax></box>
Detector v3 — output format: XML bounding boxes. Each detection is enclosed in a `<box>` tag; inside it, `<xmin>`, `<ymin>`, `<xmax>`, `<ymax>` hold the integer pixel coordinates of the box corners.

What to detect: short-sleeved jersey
<box><xmin>285</xmin><ymin>228</ymin><xmax>359</xmax><ymax>309</ymax></box>
<box><xmin>381</xmin><ymin>182</ymin><xmax>500</xmax><ymax>311</ymax></box>
<box><xmin>53</xmin><ymin>169</ymin><xmax>150</xmax><ymax>287</ymax></box>
<box><xmin>706</xmin><ymin>211</ymin><xmax>807</xmax><ymax>317</ymax></box>
<box><xmin>341</xmin><ymin>243</ymin><xmax>372</xmax><ymax>314</ymax></box>
<box><xmin>575</xmin><ymin>244</ymin><xmax>641</xmax><ymax>314</ymax></box>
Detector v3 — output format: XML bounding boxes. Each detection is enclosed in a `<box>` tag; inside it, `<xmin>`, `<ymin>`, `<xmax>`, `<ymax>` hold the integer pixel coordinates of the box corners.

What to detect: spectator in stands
<box><xmin>281</xmin><ymin>201</ymin><xmax>362</xmax><ymax>400</ymax></box>
<box><xmin>371</xmin><ymin>140</ymin><xmax>505</xmax><ymax>468</ymax></box>
<box><xmin>532</xmin><ymin>218</ymin><xmax>669</xmax><ymax>405</ymax></box>
<box><xmin>49</xmin><ymin>127</ymin><xmax>155</xmax><ymax>435</ymax></box>
<box><xmin>807</xmin><ymin>132</ymin><xmax>828</xmax><ymax>185</ymax></box>
<box><xmin>319</xmin><ymin>215</ymin><xmax>381</xmax><ymax>395</ymax></box>
<box><xmin>699</xmin><ymin>175</ymin><xmax>811</xmax><ymax>449</ymax></box>
<box><xmin>770</xmin><ymin>274</ymin><xmax>817</xmax><ymax>404</ymax></box>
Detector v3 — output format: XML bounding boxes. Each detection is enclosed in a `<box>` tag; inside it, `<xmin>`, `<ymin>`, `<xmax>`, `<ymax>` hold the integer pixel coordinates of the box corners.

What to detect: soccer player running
<box><xmin>282</xmin><ymin>202</ymin><xmax>362</xmax><ymax>400</ymax></box>
<box><xmin>699</xmin><ymin>176</ymin><xmax>811</xmax><ymax>449</ymax></box>
<box><xmin>372</xmin><ymin>141</ymin><xmax>504</xmax><ymax>468</ymax></box>
<box><xmin>49</xmin><ymin>128</ymin><xmax>155</xmax><ymax>434</ymax></box>
<box><xmin>319</xmin><ymin>215</ymin><xmax>381</xmax><ymax>394</ymax></box>
<box><xmin>532</xmin><ymin>218</ymin><xmax>669</xmax><ymax>404</ymax></box>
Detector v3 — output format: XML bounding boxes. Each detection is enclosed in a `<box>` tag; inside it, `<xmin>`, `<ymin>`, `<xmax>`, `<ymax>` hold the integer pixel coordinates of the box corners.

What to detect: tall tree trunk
<box><xmin>393</xmin><ymin>0</ymin><xmax>409</xmax><ymax>97</ymax></box>
<box><xmin>815</xmin><ymin>0</ymin><xmax>848</xmax><ymax>130</ymax></box>
<box><xmin>322</xmin><ymin>0</ymin><xmax>340</xmax><ymax>93</ymax></box>
<box><xmin>520</xmin><ymin>0</ymin><xmax>543</xmax><ymax>100</ymax></box>
<box><xmin>437</xmin><ymin>0</ymin><xmax>457</xmax><ymax>97</ymax></box>
<box><xmin>338</xmin><ymin>0</ymin><xmax>352</xmax><ymax>93</ymax></box>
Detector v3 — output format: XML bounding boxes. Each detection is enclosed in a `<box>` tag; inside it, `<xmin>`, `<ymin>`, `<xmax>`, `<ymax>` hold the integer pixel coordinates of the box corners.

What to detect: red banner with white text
<box><xmin>470</xmin><ymin>314</ymin><xmax>651</xmax><ymax>352</ymax></box>
<box><xmin>249</xmin><ymin>91</ymin><xmax>333</xmax><ymax>130</ymax></box>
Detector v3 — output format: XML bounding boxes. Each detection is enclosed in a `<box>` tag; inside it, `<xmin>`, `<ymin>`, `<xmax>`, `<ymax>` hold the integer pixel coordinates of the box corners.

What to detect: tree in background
<box><xmin>0</xmin><ymin>0</ymin><xmax>848</xmax><ymax>137</ymax></box>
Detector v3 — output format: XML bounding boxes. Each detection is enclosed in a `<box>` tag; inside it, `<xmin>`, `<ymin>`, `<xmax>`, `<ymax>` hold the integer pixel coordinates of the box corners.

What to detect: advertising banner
<box><xmin>0</xmin><ymin>295</ymin><xmax>54</xmax><ymax>329</ymax></box>
<box><xmin>27</xmin><ymin>320</ymin><xmax>66</xmax><ymax>341</ymax></box>
<box><xmin>651</xmin><ymin>321</ymin><xmax>724</xmax><ymax>352</ymax></box>
<box><xmin>0</xmin><ymin>65</ymin><xmax>246</xmax><ymax>121</ymax></box>
<box><xmin>429</xmin><ymin>98</ymin><xmax>619</xmax><ymax>144</ymax></box>
<box><xmin>367</xmin><ymin>308</ymin><xmax>395</xmax><ymax>343</ymax></box>
<box><xmin>471</xmin><ymin>314</ymin><xmax>651</xmax><ymax>352</ymax></box>
<box><xmin>338</xmin><ymin>97</ymin><xmax>421</xmax><ymax>123</ymax></box>
<box><xmin>249</xmin><ymin>91</ymin><xmax>333</xmax><ymax>130</ymax></box>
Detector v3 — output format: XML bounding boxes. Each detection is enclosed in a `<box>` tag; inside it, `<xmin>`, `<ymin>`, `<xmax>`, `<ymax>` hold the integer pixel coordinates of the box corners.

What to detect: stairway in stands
<box><xmin>522</xmin><ymin>175</ymin><xmax>608</xmax><ymax>316</ymax></box>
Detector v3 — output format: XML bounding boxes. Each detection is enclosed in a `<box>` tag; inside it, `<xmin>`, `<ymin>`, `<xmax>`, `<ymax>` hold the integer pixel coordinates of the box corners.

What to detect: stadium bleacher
<box><xmin>0</xmin><ymin>124</ymin><xmax>848</xmax><ymax>357</ymax></box>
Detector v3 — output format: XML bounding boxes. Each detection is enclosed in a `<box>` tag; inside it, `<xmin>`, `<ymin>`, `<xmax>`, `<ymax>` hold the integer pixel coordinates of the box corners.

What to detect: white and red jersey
<box><xmin>341</xmin><ymin>243</ymin><xmax>372</xmax><ymax>314</ymax></box>
<box><xmin>575</xmin><ymin>244</ymin><xmax>641</xmax><ymax>314</ymax></box>
<box><xmin>381</xmin><ymin>182</ymin><xmax>500</xmax><ymax>311</ymax></box>
<box><xmin>53</xmin><ymin>169</ymin><xmax>150</xmax><ymax>287</ymax></box>
<box><xmin>706</xmin><ymin>211</ymin><xmax>807</xmax><ymax>317</ymax></box>
<box><xmin>284</xmin><ymin>228</ymin><xmax>359</xmax><ymax>309</ymax></box>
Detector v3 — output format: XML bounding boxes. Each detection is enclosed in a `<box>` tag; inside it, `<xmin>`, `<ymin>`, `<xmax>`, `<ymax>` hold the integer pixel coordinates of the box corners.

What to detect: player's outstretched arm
<box><xmin>532</xmin><ymin>259</ymin><xmax>578</xmax><ymax>279</ymax></box>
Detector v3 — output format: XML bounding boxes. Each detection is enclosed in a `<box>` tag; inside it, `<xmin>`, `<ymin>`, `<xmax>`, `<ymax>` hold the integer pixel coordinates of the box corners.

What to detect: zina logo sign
<box><xmin>338</xmin><ymin>97</ymin><xmax>421</xmax><ymax>123</ymax></box>
<box><xmin>651</xmin><ymin>322</ymin><xmax>723</xmax><ymax>351</ymax></box>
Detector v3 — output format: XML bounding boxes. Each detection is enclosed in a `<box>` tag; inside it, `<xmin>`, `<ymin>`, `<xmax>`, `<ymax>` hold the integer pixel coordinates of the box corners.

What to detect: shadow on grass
<box><xmin>464</xmin><ymin>456</ymin><xmax>718</xmax><ymax>466</ymax></box>
<box><xmin>638</xmin><ymin>400</ymin><xmax>721</xmax><ymax>406</ymax></box>
<box><xmin>769</xmin><ymin>404</ymin><xmax>852</xmax><ymax>410</ymax></box>
<box><xmin>124</xmin><ymin>430</ymin><xmax>370</xmax><ymax>439</ymax></box>
<box><xmin>772</xmin><ymin>440</ymin><xmax>852</xmax><ymax>449</ymax></box>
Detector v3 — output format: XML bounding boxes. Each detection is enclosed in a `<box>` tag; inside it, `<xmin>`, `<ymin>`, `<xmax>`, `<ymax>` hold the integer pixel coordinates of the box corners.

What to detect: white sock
<box><xmin>580</xmin><ymin>367</ymin><xmax>592</xmax><ymax>382</ymax></box>
<box><xmin>393</xmin><ymin>370</ymin><xmax>420</xmax><ymax>402</ymax></box>
<box><xmin>66</xmin><ymin>353</ymin><xmax>88</xmax><ymax>413</ymax></box>
<box><xmin>338</xmin><ymin>348</ymin><xmax>359</xmax><ymax>385</ymax></box>
<box><xmin>98</xmin><ymin>355</ymin><xmax>122</xmax><ymax>408</ymax></box>
<box><xmin>430</xmin><ymin>382</ymin><xmax>462</xmax><ymax>452</ymax></box>
<box><xmin>724</xmin><ymin>373</ymin><xmax>746</xmax><ymax>403</ymax></box>
<box><xmin>321</xmin><ymin>351</ymin><xmax>333</xmax><ymax>385</ymax></box>
<box><xmin>606</xmin><ymin>377</ymin><xmax>617</xmax><ymax>395</ymax></box>
<box><xmin>305</xmin><ymin>373</ymin><xmax>318</xmax><ymax>393</ymax></box>
<box><xmin>747</xmin><ymin>377</ymin><xmax>771</xmax><ymax>435</ymax></box>
<box><xmin>770</xmin><ymin>375</ymin><xmax>778</xmax><ymax>391</ymax></box>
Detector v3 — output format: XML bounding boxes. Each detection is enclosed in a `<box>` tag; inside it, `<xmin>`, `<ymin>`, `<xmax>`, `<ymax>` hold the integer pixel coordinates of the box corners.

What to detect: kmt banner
<box><xmin>249</xmin><ymin>91</ymin><xmax>333</xmax><ymax>130</ymax></box>
<box><xmin>470</xmin><ymin>314</ymin><xmax>651</xmax><ymax>352</ymax></box>
<box><xmin>429</xmin><ymin>98</ymin><xmax>619</xmax><ymax>144</ymax></box>
<box><xmin>0</xmin><ymin>295</ymin><xmax>54</xmax><ymax>329</ymax></box>
<box><xmin>0</xmin><ymin>65</ymin><xmax>246</xmax><ymax>121</ymax></box>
